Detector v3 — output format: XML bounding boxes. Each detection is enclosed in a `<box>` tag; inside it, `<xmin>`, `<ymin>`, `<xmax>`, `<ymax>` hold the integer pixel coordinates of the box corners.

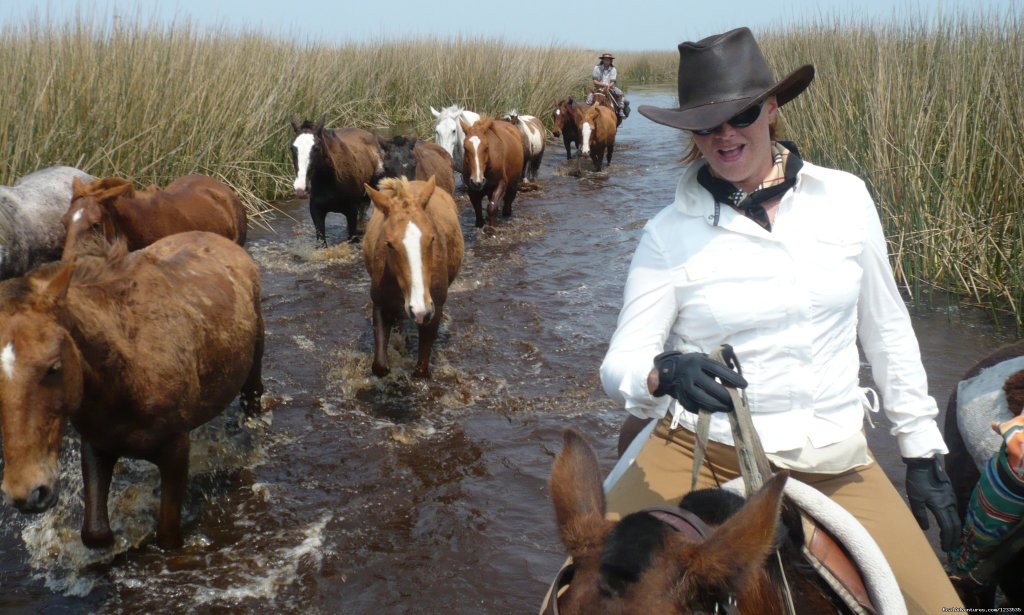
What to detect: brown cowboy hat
<box><xmin>598</xmin><ymin>52</ymin><xmax>615</xmax><ymax>60</ymax></box>
<box><xmin>638</xmin><ymin>27</ymin><xmax>814</xmax><ymax>132</ymax></box>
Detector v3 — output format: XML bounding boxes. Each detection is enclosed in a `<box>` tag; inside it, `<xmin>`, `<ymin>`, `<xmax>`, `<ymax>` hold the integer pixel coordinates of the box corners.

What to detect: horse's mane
<box><xmin>297</xmin><ymin>119</ymin><xmax>319</xmax><ymax>131</ymax></box>
<box><xmin>72</xmin><ymin>177</ymin><xmax>134</xmax><ymax>201</ymax></box>
<box><xmin>375</xmin><ymin>176</ymin><xmax>416</xmax><ymax>203</ymax></box>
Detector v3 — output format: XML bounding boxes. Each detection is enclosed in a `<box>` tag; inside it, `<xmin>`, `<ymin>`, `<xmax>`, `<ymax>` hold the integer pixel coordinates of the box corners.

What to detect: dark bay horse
<box><xmin>552</xmin><ymin>98</ymin><xmax>581</xmax><ymax>160</ymax></box>
<box><xmin>0</xmin><ymin>166</ymin><xmax>93</xmax><ymax>279</ymax></box>
<box><xmin>290</xmin><ymin>116</ymin><xmax>384</xmax><ymax>246</ymax></box>
<box><xmin>0</xmin><ymin>232</ymin><xmax>264</xmax><ymax>550</ymax></box>
<box><xmin>547</xmin><ymin>429</ymin><xmax>846</xmax><ymax>615</ymax></box>
<box><xmin>944</xmin><ymin>339</ymin><xmax>1024</xmax><ymax>607</ymax></box>
<box><xmin>378</xmin><ymin>135</ymin><xmax>456</xmax><ymax>195</ymax></box>
<box><xmin>362</xmin><ymin>176</ymin><xmax>463</xmax><ymax>378</ymax></box>
<box><xmin>61</xmin><ymin>175</ymin><xmax>247</xmax><ymax>259</ymax></box>
<box><xmin>459</xmin><ymin>116</ymin><xmax>526</xmax><ymax>228</ymax></box>
<box><xmin>573</xmin><ymin>102</ymin><xmax>617</xmax><ymax>171</ymax></box>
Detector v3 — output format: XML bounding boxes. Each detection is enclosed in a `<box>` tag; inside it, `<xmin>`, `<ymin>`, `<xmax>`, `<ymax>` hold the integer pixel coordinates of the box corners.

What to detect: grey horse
<box><xmin>0</xmin><ymin>166</ymin><xmax>93</xmax><ymax>279</ymax></box>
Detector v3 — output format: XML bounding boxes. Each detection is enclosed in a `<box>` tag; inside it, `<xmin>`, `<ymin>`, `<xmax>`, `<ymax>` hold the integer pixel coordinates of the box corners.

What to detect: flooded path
<box><xmin>0</xmin><ymin>87</ymin><xmax>1014</xmax><ymax>613</ymax></box>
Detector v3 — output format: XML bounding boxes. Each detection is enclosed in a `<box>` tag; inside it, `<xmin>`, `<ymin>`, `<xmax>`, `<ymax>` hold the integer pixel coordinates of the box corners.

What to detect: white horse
<box><xmin>504</xmin><ymin>109</ymin><xmax>546</xmax><ymax>183</ymax></box>
<box><xmin>0</xmin><ymin>166</ymin><xmax>93</xmax><ymax>279</ymax></box>
<box><xmin>430</xmin><ymin>105</ymin><xmax>481</xmax><ymax>177</ymax></box>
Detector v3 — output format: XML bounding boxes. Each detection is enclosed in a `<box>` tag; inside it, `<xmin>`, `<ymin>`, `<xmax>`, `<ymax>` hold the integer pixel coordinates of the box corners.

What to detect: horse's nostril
<box><xmin>31</xmin><ymin>485</ymin><xmax>52</xmax><ymax>508</ymax></box>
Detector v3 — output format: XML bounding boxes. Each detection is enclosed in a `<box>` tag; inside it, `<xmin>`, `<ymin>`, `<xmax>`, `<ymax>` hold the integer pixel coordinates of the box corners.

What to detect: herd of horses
<box><xmin>0</xmin><ymin>89</ymin><xmax>1020</xmax><ymax>612</ymax></box>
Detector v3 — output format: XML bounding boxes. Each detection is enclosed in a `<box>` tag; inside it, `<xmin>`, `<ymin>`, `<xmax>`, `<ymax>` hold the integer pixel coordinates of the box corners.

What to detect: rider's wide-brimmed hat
<box><xmin>638</xmin><ymin>27</ymin><xmax>814</xmax><ymax>132</ymax></box>
<box><xmin>598</xmin><ymin>52</ymin><xmax>615</xmax><ymax>60</ymax></box>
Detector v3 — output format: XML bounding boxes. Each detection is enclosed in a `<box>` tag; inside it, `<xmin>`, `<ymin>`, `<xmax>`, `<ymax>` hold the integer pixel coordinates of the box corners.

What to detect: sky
<box><xmin>2</xmin><ymin>0</ymin><xmax>1019</xmax><ymax>51</ymax></box>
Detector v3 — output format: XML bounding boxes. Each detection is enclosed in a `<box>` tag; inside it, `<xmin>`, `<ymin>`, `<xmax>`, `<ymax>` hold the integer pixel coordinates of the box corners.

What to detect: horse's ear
<box><xmin>430</xmin><ymin>106</ymin><xmax>441</xmax><ymax>118</ymax></box>
<box><xmin>96</xmin><ymin>178</ymin><xmax>135</xmax><ymax>202</ymax></box>
<box><xmin>71</xmin><ymin>176</ymin><xmax>88</xmax><ymax>198</ymax></box>
<box><xmin>549</xmin><ymin>429</ymin><xmax>610</xmax><ymax>557</ymax></box>
<box><xmin>417</xmin><ymin>176</ymin><xmax>437</xmax><ymax>209</ymax></box>
<box><xmin>314</xmin><ymin>115</ymin><xmax>326</xmax><ymax>133</ymax></box>
<box><xmin>477</xmin><ymin>116</ymin><xmax>493</xmax><ymax>132</ymax></box>
<box><xmin>458</xmin><ymin>118</ymin><xmax>471</xmax><ymax>134</ymax></box>
<box><xmin>674</xmin><ymin>472</ymin><xmax>788</xmax><ymax>598</ymax></box>
<box><xmin>290</xmin><ymin>118</ymin><xmax>300</xmax><ymax>133</ymax></box>
<box><xmin>365</xmin><ymin>183</ymin><xmax>390</xmax><ymax>216</ymax></box>
<box><xmin>34</xmin><ymin>259</ymin><xmax>76</xmax><ymax>308</ymax></box>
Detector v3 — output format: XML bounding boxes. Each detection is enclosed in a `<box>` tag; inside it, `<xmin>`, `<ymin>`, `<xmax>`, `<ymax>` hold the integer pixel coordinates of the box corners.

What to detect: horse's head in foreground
<box><xmin>460</xmin><ymin>116</ymin><xmax>495</xmax><ymax>192</ymax></box>
<box><xmin>549</xmin><ymin>429</ymin><xmax>795</xmax><ymax>615</ymax></box>
<box><xmin>0</xmin><ymin>263</ymin><xmax>83</xmax><ymax>513</ymax></box>
<box><xmin>290</xmin><ymin>116</ymin><xmax>325</xmax><ymax>198</ymax></box>
<box><xmin>61</xmin><ymin>176</ymin><xmax>135</xmax><ymax>259</ymax></box>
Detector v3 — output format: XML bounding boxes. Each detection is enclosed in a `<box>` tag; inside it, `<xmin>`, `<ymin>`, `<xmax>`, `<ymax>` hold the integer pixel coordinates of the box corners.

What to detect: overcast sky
<box><xmin>2</xmin><ymin>1</ymin><xmax>1018</xmax><ymax>50</ymax></box>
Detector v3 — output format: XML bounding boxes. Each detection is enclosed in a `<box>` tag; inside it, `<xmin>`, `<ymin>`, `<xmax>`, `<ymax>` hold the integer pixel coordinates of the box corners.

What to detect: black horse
<box><xmin>289</xmin><ymin>117</ymin><xmax>384</xmax><ymax>246</ymax></box>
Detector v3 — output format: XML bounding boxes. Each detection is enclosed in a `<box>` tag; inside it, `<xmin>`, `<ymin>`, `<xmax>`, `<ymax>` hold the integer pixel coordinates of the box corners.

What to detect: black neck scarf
<box><xmin>697</xmin><ymin>141</ymin><xmax>804</xmax><ymax>231</ymax></box>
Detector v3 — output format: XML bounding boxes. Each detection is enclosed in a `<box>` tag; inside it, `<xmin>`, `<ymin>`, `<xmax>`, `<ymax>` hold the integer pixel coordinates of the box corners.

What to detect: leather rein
<box><xmin>543</xmin><ymin>505</ymin><xmax>740</xmax><ymax>615</ymax></box>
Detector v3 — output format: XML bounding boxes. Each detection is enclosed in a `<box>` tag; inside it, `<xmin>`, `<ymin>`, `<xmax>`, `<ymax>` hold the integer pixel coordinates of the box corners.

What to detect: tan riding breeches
<box><xmin>603</xmin><ymin>419</ymin><xmax>963</xmax><ymax>615</ymax></box>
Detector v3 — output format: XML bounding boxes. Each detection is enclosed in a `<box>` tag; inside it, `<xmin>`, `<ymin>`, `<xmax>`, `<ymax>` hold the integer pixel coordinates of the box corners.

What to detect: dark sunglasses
<box><xmin>691</xmin><ymin>100</ymin><xmax>765</xmax><ymax>136</ymax></box>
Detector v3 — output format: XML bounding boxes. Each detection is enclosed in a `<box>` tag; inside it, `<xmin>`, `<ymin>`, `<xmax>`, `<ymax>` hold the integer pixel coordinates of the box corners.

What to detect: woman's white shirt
<box><xmin>599</xmin><ymin>159</ymin><xmax>947</xmax><ymax>459</ymax></box>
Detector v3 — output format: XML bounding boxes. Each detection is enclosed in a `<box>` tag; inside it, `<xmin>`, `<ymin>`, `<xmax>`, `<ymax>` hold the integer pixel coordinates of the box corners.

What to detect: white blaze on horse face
<box><xmin>1</xmin><ymin>342</ymin><xmax>14</xmax><ymax>380</ymax></box>
<box><xmin>292</xmin><ymin>133</ymin><xmax>315</xmax><ymax>194</ymax></box>
<box><xmin>468</xmin><ymin>136</ymin><xmax>483</xmax><ymax>184</ymax></box>
<box><xmin>580</xmin><ymin>121</ymin><xmax>593</xmax><ymax>155</ymax></box>
<box><xmin>402</xmin><ymin>222</ymin><xmax>429</xmax><ymax>322</ymax></box>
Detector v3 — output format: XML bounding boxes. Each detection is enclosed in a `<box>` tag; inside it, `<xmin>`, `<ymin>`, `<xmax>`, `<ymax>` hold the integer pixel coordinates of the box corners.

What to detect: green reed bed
<box><xmin>0</xmin><ymin>14</ymin><xmax>594</xmax><ymax>213</ymax></box>
<box><xmin>758</xmin><ymin>11</ymin><xmax>1023</xmax><ymax>329</ymax></box>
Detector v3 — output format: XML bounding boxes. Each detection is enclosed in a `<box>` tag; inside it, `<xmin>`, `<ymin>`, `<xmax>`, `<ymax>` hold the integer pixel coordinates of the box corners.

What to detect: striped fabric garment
<box><xmin>950</xmin><ymin>415</ymin><xmax>1024</xmax><ymax>573</ymax></box>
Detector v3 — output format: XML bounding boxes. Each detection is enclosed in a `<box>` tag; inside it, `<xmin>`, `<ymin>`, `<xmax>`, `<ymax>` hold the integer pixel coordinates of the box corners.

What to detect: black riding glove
<box><xmin>651</xmin><ymin>351</ymin><xmax>748</xmax><ymax>414</ymax></box>
<box><xmin>903</xmin><ymin>456</ymin><xmax>962</xmax><ymax>552</ymax></box>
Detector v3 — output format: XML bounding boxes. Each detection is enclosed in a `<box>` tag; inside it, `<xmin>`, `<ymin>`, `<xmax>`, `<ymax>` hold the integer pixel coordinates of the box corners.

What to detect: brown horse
<box><xmin>291</xmin><ymin>117</ymin><xmax>384</xmax><ymax>246</ymax></box>
<box><xmin>943</xmin><ymin>339</ymin><xmax>1024</xmax><ymax>607</ymax></box>
<box><xmin>572</xmin><ymin>102</ymin><xmax>617</xmax><ymax>171</ymax></box>
<box><xmin>61</xmin><ymin>175</ymin><xmax>246</xmax><ymax>259</ymax></box>
<box><xmin>362</xmin><ymin>176</ymin><xmax>463</xmax><ymax>378</ymax></box>
<box><xmin>459</xmin><ymin>115</ymin><xmax>526</xmax><ymax>228</ymax></box>
<box><xmin>0</xmin><ymin>232</ymin><xmax>264</xmax><ymax>550</ymax></box>
<box><xmin>547</xmin><ymin>429</ymin><xmax>845</xmax><ymax>615</ymax></box>
<box><xmin>378</xmin><ymin>135</ymin><xmax>456</xmax><ymax>195</ymax></box>
<box><xmin>552</xmin><ymin>98</ymin><xmax>581</xmax><ymax>160</ymax></box>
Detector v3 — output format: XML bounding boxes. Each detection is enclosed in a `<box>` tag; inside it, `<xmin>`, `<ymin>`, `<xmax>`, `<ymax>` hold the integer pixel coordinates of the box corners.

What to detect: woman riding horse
<box><xmin>589</xmin><ymin>27</ymin><xmax>962</xmax><ymax>614</ymax></box>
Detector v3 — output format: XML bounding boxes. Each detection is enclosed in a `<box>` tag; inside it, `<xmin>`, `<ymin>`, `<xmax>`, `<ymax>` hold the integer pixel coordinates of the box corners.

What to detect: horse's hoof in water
<box><xmin>481</xmin><ymin>225</ymin><xmax>497</xmax><ymax>237</ymax></box>
<box><xmin>372</xmin><ymin>362</ymin><xmax>391</xmax><ymax>378</ymax></box>
<box><xmin>413</xmin><ymin>368</ymin><xmax>431</xmax><ymax>379</ymax></box>
<box><xmin>156</xmin><ymin>530</ymin><xmax>184</xmax><ymax>551</ymax></box>
<box><xmin>239</xmin><ymin>393</ymin><xmax>263</xmax><ymax>417</ymax></box>
<box><xmin>82</xmin><ymin>528</ymin><xmax>115</xmax><ymax>549</ymax></box>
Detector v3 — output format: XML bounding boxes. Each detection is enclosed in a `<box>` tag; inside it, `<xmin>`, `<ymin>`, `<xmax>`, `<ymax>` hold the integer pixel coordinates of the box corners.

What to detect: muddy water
<box><xmin>0</xmin><ymin>88</ymin><xmax>1015</xmax><ymax>614</ymax></box>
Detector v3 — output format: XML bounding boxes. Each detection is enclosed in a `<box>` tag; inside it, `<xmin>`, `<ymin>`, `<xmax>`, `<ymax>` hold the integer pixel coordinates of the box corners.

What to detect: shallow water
<box><xmin>0</xmin><ymin>87</ymin><xmax>1015</xmax><ymax>614</ymax></box>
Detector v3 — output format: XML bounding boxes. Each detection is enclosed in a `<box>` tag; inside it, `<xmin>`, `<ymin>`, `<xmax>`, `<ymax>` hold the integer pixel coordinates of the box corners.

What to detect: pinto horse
<box><xmin>504</xmin><ymin>110</ymin><xmax>546</xmax><ymax>183</ymax></box>
<box><xmin>944</xmin><ymin>339</ymin><xmax>1024</xmax><ymax>607</ymax></box>
<box><xmin>378</xmin><ymin>135</ymin><xmax>456</xmax><ymax>195</ymax></box>
<box><xmin>459</xmin><ymin>116</ymin><xmax>526</xmax><ymax>228</ymax></box>
<box><xmin>546</xmin><ymin>429</ymin><xmax>847</xmax><ymax>615</ymax></box>
<box><xmin>572</xmin><ymin>102</ymin><xmax>617</xmax><ymax>172</ymax></box>
<box><xmin>362</xmin><ymin>176</ymin><xmax>463</xmax><ymax>378</ymax></box>
<box><xmin>0</xmin><ymin>232</ymin><xmax>264</xmax><ymax>550</ymax></box>
<box><xmin>61</xmin><ymin>175</ymin><xmax>247</xmax><ymax>259</ymax></box>
<box><xmin>290</xmin><ymin>116</ymin><xmax>384</xmax><ymax>246</ymax></box>
<box><xmin>552</xmin><ymin>98</ymin><xmax>581</xmax><ymax>160</ymax></box>
<box><xmin>0</xmin><ymin>166</ymin><xmax>93</xmax><ymax>279</ymax></box>
<box><xmin>430</xmin><ymin>105</ymin><xmax>481</xmax><ymax>177</ymax></box>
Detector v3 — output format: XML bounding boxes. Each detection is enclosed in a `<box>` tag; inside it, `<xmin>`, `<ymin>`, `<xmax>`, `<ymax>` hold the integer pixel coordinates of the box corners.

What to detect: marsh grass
<box><xmin>0</xmin><ymin>11</ymin><xmax>1021</xmax><ymax>326</ymax></box>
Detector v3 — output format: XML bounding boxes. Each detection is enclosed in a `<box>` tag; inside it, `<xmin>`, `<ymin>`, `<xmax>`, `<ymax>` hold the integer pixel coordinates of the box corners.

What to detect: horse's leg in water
<box><xmin>591</xmin><ymin>148</ymin><xmax>603</xmax><ymax>172</ymax></box>
<box><xmin>488</xmin><ymin>182</ymin><xmax>507</xmax><ymax>225</ymax></box>
<box><xmin>467</xmin><ymin>190</ymin><xmax>486</xmax><ymax>228</ymax></box>
<box><xmin>80</xmin><ymin>441</ymin><xmax>117</xmax><ymax>548</ymax></box>
<box><xmin>310</xmin><ymin>202</ymin><xmax>328</xmax><ymax>248</ymax></box>
<box><xmin>371</xmin><ymin>301</ymin><xmax>394</xmax><ymax>377</ymax></box>
<box><xmin>606</xmin><ymin>140</ymin><xmax>615</xmax><ymax>168</ymax></box>
<box><xmin>563</xmin><ymin>134</ymin><xmax>573</xmax><ymax>160</ymax></box>
<box><xmin>502</xmin><ymin>183</ymin><xmax>518</xmax><ymax>218</ymax></box>
<box><xmin>239</xmin><ymin>306</ymin><xmax>265</xmax><ymax>417</ymax></box>
<box><xmin>530</xmin><ymin>150</ymin><xmax>543</xmax><ymax>182</ymax></box>
<box><xmin>413</xmin><ymin>305</ymin><xmax>443</xmax><ymax>379</ymax></box>
<box><xmin>155</xmin><ymin>432</ymin><xmax>190</xmax><ymax>550</ymax></box>
<box><xmin>344</xmin><ymin>203</ymin><xmax>362</xmax><ymax>243</ymax></box>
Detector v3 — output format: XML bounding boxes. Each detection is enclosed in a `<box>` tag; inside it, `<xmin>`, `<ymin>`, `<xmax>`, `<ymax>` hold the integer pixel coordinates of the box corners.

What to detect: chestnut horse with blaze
<box><xmin>545</xmin><ymin>429</ymin><xmax>846</xmax><ymax>615</ymax></box>
<box><xmin>363</xmin><ymin>176</ymin><xmax>463</xmax><ymax>378</ymax></box>
<box><xmin>61</xmin><ymin>175</ymin><xmax>247</xmax><ymax>259</ymax></box>
<box><xmin>572</xmin><ymin>102</ymin><xmax>617</xmax><ymax>171</ymax></box>
<box><xmin>0</xmin><ymin>232</ymin><xmax>264</xmax><ymax>550</ymax></box>
<box><xmin>459</xmin><ymin>115</ymin><xmax>526</xmax><ymax>228</ymax></box>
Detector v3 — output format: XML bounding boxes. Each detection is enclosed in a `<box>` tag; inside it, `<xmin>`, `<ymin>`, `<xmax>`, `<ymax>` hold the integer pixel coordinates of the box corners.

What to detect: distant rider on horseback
<box><xmin>586</xmin><ymin>52</ymin><xmax>628</xmax><ymax>120</ymax></box>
